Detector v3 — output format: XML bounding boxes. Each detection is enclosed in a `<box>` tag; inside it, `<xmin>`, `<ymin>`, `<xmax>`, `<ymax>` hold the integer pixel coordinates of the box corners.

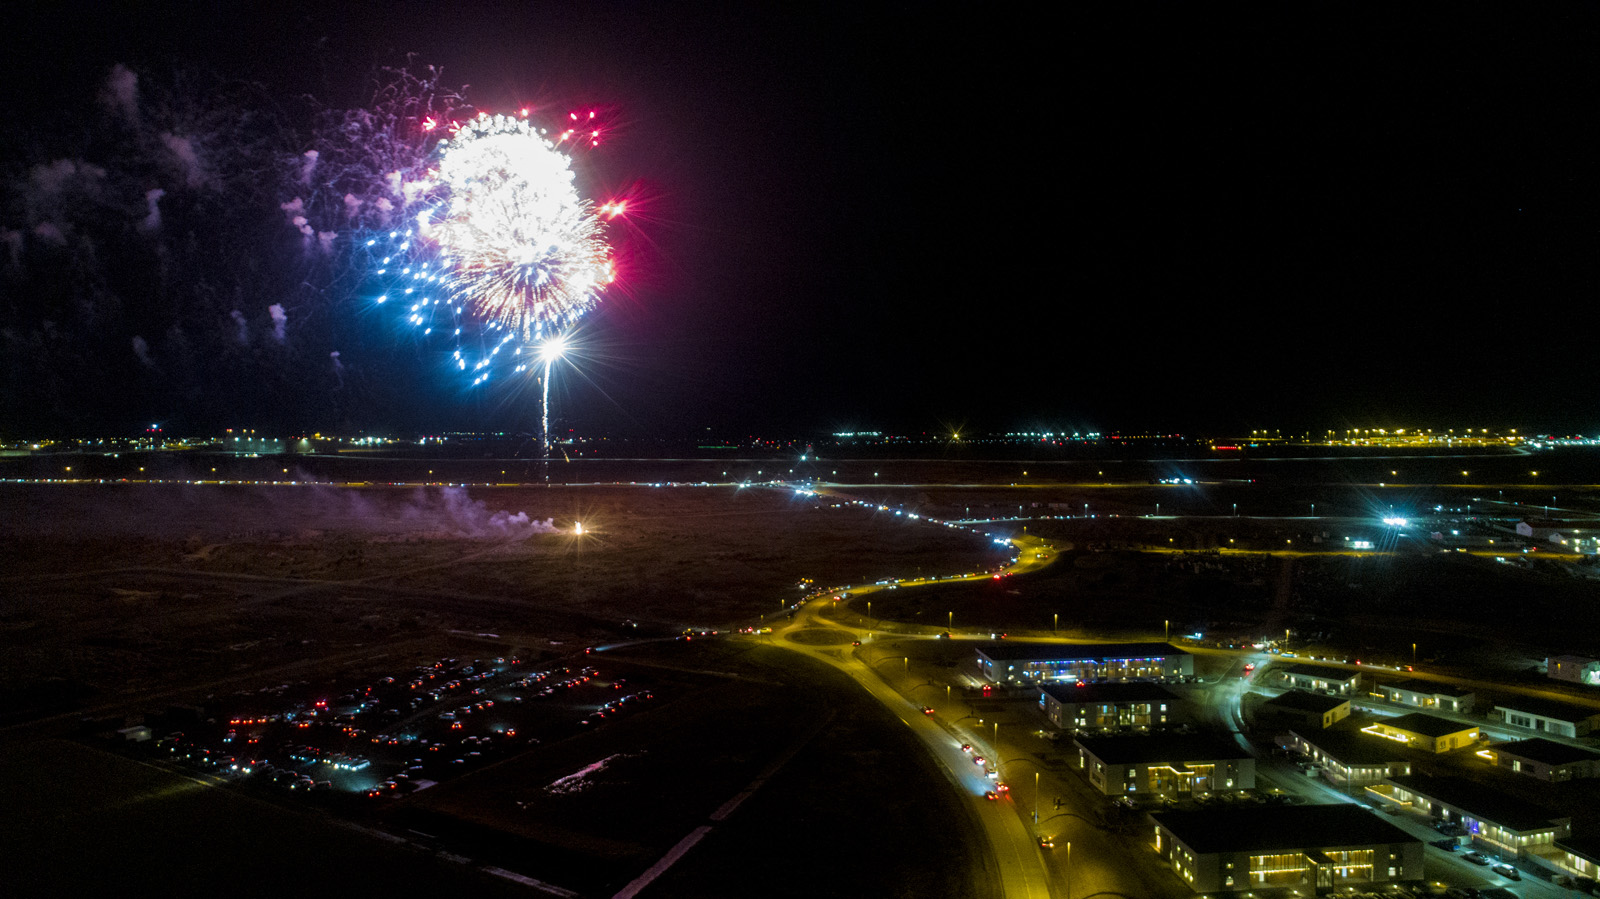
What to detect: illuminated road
<box><xmin>773</xmin><ymin>606</ymin><xmax>1055</xmax><ymax>899</ymax></box>
<box><xmin>761</xmin><ymin>527</ymin><xmax>1060</xmax><ymax>899</ymax></box>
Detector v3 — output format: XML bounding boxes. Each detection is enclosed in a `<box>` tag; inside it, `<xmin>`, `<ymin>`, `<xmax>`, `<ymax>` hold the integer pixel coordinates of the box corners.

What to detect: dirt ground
<box><xmin>0</xmin><ymin>482</ymin><xmax>1004</xmax><ymax>720</ymax></box>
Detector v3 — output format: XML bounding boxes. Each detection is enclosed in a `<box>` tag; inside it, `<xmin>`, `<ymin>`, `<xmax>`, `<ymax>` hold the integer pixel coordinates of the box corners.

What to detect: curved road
<box><xmin>767</xmin><ymin>531</ymin><xmax>1060</xmax><ymax>899</ymax></box>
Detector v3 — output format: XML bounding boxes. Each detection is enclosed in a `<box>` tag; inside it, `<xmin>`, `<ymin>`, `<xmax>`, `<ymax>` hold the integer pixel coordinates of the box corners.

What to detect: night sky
<box><xmin>4</xmin><ymin>4</ymin><xmax>1598</xmax><ymax>437</ymax></box>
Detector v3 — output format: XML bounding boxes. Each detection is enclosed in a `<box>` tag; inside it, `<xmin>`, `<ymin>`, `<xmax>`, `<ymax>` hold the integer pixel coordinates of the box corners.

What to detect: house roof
<box><xmin>1152</xmin><ymin>804</ymin><xmax>1416</xmax><ymax>854</ymax></box>
<box><xmin>1261</xmin><ymin>690</ymin><xmax>1350</xmax><ymax>715</ymax></box>
<box><xmin>1075</xmin><ymin>733</ymin><xmax>1249</xmax><ymax>765</ymax></box>
<box><xmin>1039</xmin><ymin>682</ymin><xmax>1178</xmax><ymax>704</ymax></box>
<box><xmin>977</xmin><ymin>641</ymin><xmax>1189</xmax><ymax>663</ymax></box>
<box><xmin>1494</xmin><ymin>738</ymin><xmax>1600</xmax><ymax>767</ymax></box>
<box><xmin>1494</xmin><ymin>696</ymin><xmax>1600</xmax><ymax>723</ymax></box>
<box><xmin>1279</xmin><ymin>664</ymin><xmax>1361</xmax><ymax>681</ymax></box>
<box><xmin>1381</xmin><ymin>678</ymin><xmax>1474</xmax><ymax>698</ymax></box>
<box><xmin>1376</xmin><ymin>713</ymin><xmax>1477</xmax><ymax>738</ymax></box>
<box><xmin>1387</xmin><ymin>775</ymin><xmax>1567</xmax><ymax>832</ymax></box>
<box><xmin>1289</xmin><ymin>727</ymin><xmax>1408</xmax><ymax>766</ymax></box>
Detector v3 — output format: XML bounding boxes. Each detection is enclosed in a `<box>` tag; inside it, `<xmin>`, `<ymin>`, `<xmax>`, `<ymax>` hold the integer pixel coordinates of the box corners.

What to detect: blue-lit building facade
<box><xmin>975</xmin><ymin>642</ymin><xmax>1193</xmax><ymax>684</ymax></box>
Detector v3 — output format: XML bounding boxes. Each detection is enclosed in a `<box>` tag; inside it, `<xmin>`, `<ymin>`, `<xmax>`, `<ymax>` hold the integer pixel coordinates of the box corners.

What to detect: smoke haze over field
<box><xmin>0</xmin><ymin>485</ymin><xmax>557</xmax><ymax>540</ymax></box>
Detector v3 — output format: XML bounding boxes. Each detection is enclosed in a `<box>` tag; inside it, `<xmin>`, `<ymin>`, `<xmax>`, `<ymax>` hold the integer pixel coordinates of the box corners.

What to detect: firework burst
<box><xmin>424</xmin><ymin>113</ymin><xmax>615</xmax><ymax>344</ymax></box>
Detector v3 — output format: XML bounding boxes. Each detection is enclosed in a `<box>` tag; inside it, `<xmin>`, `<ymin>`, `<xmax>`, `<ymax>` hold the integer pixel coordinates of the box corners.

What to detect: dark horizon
<box><xmin>5</xmin><ymin>5</ymin><xmax>1600</xmax><ymax>437</ymax></box>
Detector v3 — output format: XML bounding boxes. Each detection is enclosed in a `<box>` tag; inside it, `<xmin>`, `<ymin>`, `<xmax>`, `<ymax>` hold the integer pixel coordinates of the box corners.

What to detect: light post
<box><xmin>867</xmin><ymin>600</ymin><xmax>871</xmax><ymax>629</ymax></box>
<box><xmin>1066</xmin><ymin>840</ymin><xmax>1071</xmax><ymax>899</ymax></box>
<box><xmin>1053</xmin><ymin>613</ymin><xmax>1058</xmax><ymax>634</ymax></box>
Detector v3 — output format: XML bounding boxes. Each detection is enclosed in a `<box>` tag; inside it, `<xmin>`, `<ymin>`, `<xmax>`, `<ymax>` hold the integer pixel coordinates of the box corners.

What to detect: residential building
<box><xmin>1493</xmin><ymin>697</ymin><xmax>1600</xmax><ymax>739</ymax></box>
<box><xmin>1277</xmin><ymin>663</ymin><xmax>1362</xmax><ymax>696</ymax></box>
<box><xmin>1257</xmin><ymin>690</ymin><xmax>1351</xmax><ymax>729</ymax></box>
<box><xmin>1360</xmin><ymin>713</ymin><xmax>1479</xmax><ymax>754</ymax></box>
<box><xmin>1039</xmin><ymin>682</ymin><xmax>1179</xmax><ymax>731</ymax></box>
<box><xmin>1074</xmin><ymin>734</ymin><xmax>1253</xmax><ymax>799</ymax></box>
<box><xmin>1487</xmin><ymin>738</ymin><xmax>1600</xmax><ymax>782</ymax></box>
<box><xmin>1548</xmin><ymin>834</ymin><xmax>1600</xmax><ymax>883</ymax></box>
<box><xmin>1281</xmin><ymin>727</ymin><xmax>1412</xmax><ymax>786</ymax></box>
<box><xmin>1374</xmin><ymin>678</ymin><xmax>1476</xmax><ymax>714</ymax></box>
<box><xmin>1517</xmin><ymin>519</ymin><xmax>1568</xmax><ymax>542</ymax></box>
<box><xmin>1149</xmin><ymin>804</ymin><xmax>1423</xmax><ymax>893</ymax></box>
<box><xmin>1370</xmin><ymin>774</ymin><xmax>1571</xmax><ymax>859</ymax></box>
<box><xmin>1548</xmin><ymin>655</ymin><xmax>1600</xmax><ymax>687</ymax></box>
<box><xmin>974</xmin><ymin>642</ymin><xmax>1193</xmax><ymax>684</ymax></box>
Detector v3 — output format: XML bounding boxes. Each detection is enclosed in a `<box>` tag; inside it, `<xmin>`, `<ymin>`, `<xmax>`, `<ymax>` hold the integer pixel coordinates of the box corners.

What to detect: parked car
<box><xmin>1492</xmin><ymin>863</ymin><xmax>1520</xmax><ymax>880</ymax></box>
<box><xmin>1462</xmin><ymin>851</ymin><xmax>1490</xmax><ymax>866</ymax></box>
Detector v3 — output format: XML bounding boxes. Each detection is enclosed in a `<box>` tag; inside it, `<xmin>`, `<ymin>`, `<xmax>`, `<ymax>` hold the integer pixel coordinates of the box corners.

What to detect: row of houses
<box><xmin>1274</xmin><ymin>662</ymin><xmax>1600</xmax><ymax>737</ymax></box>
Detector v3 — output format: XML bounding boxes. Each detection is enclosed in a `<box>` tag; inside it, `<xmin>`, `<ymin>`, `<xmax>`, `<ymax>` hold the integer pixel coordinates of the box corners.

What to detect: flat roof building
<box><xmin>1038</xmin><ymin>682</ymin><xmax>1179</xmax><ymax>732</ymax></box>
<box><xmin>1277</xmin><ymin>663</ymin><xmax>1363</xmax><ymax>696</ymax></box>
<box><xmin>1149</xmin><ymin>804</ymin><xmax>1423</xmax><ymax>894</ymax></box>
<box><xmin>1256</xmin><ymin>690</ymin><xmax>1352</xmax><ymax>729</ymax></box>
<box><xmin>1487</xmin><ymin>738</ymin><xmax>1600</xmax><ymax>782</ymax></box>
<box><xmin>974</xmin><ymin>642</ymin><xmax>1193</xmax><ymax>684</ymax></box>
<box><xmin>1370</xmin><ymin>774</ymin><xmax>1571</xmax><ymax>859</ymax></box>
<box><xmin>1074</xmin><ymin>734</ymin><xmax>1253</xmax><ymax>799</ymax></box>
<box><xmin>1360</xmin><ymin>713</ymin><xmax>1480</xmax><ymax>754</ymax></box>
<box><xmin>1549</xmin><ymin>833</ymin><xmax>1600</xmax><ymax>884</ymax></box>
<box><xmin>1282</xmin><ymin>726</ymin><xmax>1412</xmax><ymax>786</ymax></box>
<box><xmin>1549</xmin><ymin>655</ymin><xmax>1600</xmax><ymax>687</ymax></box>
<box><xmin>1493</xmin><ymin>697</ymin><xmax>1600</xmax><ymax>739</ymax></box>
<box><xmin>1375</xmin><ymin>678</ymin><xmax>1476</xmax><ymax>714</ymax></box>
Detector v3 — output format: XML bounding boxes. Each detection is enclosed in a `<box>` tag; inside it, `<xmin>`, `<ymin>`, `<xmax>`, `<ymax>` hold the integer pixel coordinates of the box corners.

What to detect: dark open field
<box><xmin>0</xmin><ymin>482</ymin><xmax>1005</xmax><ymax>719</ymax></box>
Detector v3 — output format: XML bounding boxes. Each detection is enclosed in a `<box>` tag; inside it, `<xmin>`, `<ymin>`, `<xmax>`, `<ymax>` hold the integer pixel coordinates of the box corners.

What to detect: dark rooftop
<box><xmin>1039</xmin><ymin>682</ymin><xmax>1178</xmax><ymax>704</ymax></box>
<box><xmin>1151</xmin><ymin>804</ymin><xmax>1416</xmax><ymax>854</ymax></box>
<box><xmin>1279</xmin><ymin>664</ymin><xmax>1361</xmax><ymax>681</ymax></box>
<box><xmin>1494</xmin><ymin>695</ymin><xmax>1600</xmax><ymax>723</ymax></box>
<box><xmin>1289</xmin><ymin>727</ymin><xmax>1409</xmax><ymax>766</ymax></box>
<box><xmin>1556</xmin><ymin>833</ymin><xmax>1600</xmax><ymax>864</ymax></box>
<box><xmin>1075</xmin><ymin>733</ymin><xmax>1248</xmax><ymax>765</ymax></box>
<box><xmin>1382</xmin><ymin>678</ymin><xmax>1474</xmax><ymax>698</ymax></box>
<box><xmin>976</xmin><ymin>641</ymin><xmax>1189</xmax><ymax>663</ymax></box>
<box><xmin>1388</xmin><ymin>775</ymin><xmax>1567</xmax><ymax>832</ymax></box>
<box><xmin>1260</xmin><ymin>690</ymin><xmax>1350</xmax><ymax>715</ymax></box>
<box><xmin>1377</xmin><ymin>713</ymin><xmax>1477</xmax><ymax>738</ymax></box>
<box><xmin>1494</xmin><ymin>738</ymin><xmax>1600</xmax><ymax>767</ymax></box>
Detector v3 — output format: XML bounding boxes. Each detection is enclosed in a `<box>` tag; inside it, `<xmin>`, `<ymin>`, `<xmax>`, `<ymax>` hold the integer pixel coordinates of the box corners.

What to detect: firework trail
<box><xmin>353</xmin><ymin>102</ymin><xmax>622</xmax><ymax>452</ymax></box>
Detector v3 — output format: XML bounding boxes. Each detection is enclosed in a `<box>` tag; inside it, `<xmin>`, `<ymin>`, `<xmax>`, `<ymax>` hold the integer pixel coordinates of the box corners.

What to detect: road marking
<box><xmin>482</xmin><ymin>866</ymin><xmax>580</xmax><ymax>897</ymax></box>
<box><xmin>611</xmin><ymin>826</ymin><xmax>713</xmax><ymax>899</ymax></box>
